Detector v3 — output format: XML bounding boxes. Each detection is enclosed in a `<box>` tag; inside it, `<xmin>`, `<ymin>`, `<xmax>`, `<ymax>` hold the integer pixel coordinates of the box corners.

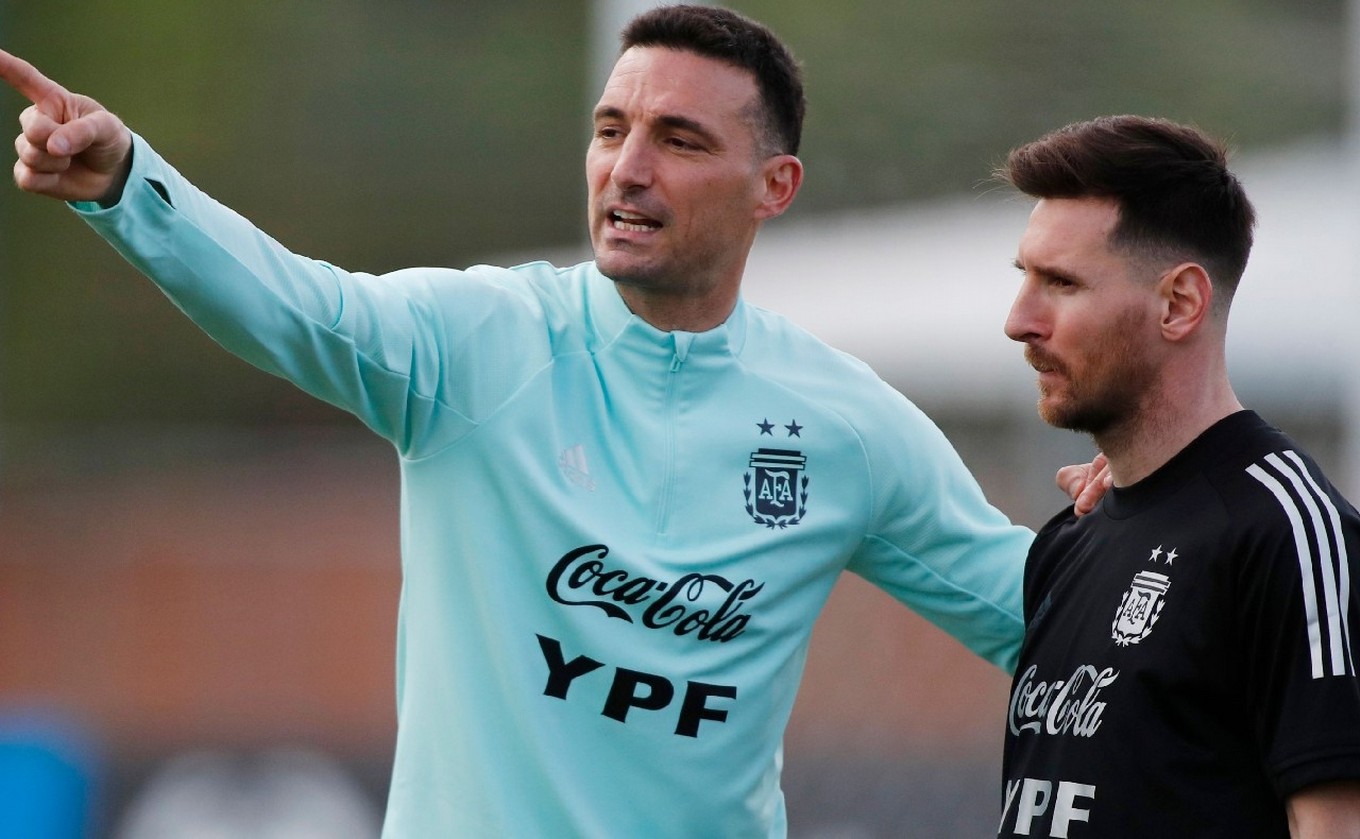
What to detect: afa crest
<box><xmin>744</xmin><ymin>448</ymin><xmax>808</xmax><ymax>528</ymax></box>
<box><xmin>1111</xmin><ymin>570</ymin><xmax>1170</xmax><ymax>646</ymax></box>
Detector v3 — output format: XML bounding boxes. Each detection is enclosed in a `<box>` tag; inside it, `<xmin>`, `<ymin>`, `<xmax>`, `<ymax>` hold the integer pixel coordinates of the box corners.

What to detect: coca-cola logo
<box><xmin>545</xmin><ymin>544</ymin><xmax>764</xmax><ymax>643</ymax></box>
<box><xmin>1008</xmin><ymin>663</ymin><xmax>1119</xmax><ymax>739</ymax></box>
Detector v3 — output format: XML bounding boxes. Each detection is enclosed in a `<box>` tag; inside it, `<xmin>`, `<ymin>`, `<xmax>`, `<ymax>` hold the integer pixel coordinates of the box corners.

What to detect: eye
<box><xmin>595</xmin><ymin>125</ymin><xmax>624</xmax><ymax>141</ymax></box>
<box><xmin>665</xmin><ymin>135</ymin><xmax>702</xmax><ymax>152</ymax></box>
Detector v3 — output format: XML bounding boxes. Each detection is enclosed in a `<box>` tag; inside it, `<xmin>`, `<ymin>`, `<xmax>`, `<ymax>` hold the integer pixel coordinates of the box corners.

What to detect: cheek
<box><xmin>690</xmin><ymin>175</ymin><xmax>759</xmax><ymax>227</ymax></box>
<box><xmin>1042</xmin><ymin>314</ymin><xmax>1103</xmax><ymax>377</ymax></box>
<box><xmin>1057</xmin><ymin>299</ymin><xmax>1119</xmax><ymax>342</ymax></box>
<box><xmin>1085</xmin><ymin>309</ymin><xmax>1153</xmax><ymax>373</ymax></box>
<box><xmin>584</xmin><ymin>164</ymin><xmax>605</xmax><ymax>195</ymax></box>
<box><xmin>584</xmin><ymin>151</ymin><xmax>613</xmax><ymax>191</ymax></box>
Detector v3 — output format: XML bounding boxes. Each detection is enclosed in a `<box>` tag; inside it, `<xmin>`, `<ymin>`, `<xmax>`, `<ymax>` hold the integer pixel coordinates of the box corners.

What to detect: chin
<box><xmin>596</xmin><ymin>256</ymin><xmax>655</xmax><ymax>287</ymax></box>
<box><xmin>591</xmin><ymin>246</ymin><xmax>625</xmax><ymax>277</ymax></box>
<box><xmin>1040</xmin><ymin>401</ymin><xmax>1117</xmax><ymax>436</ymax></box>
<box><xmin>1037</xmin><ymin>403</ymin><xmax>1066</xmax><ymax>430</ymax></box>
<box><xmin>593</xmin><ymin>250</ymin><xmax>627</xmax><ymax>276</ymax></box>
<box><xmin>1037</xmin><ymin>393</ymin><xmax>1080</xmax><ymax>430</ymax></box>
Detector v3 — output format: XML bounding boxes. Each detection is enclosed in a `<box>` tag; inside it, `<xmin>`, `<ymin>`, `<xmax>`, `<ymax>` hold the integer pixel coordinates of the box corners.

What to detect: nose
<box><xmin>1004</xmin><ymin>280</ymin><xmax>1044</xmax><ymax>344</ymax></box>
<box><xmin>609</xmin><ymin>132</ymin><xmax>654</xmax><ymax>191</ymax></box>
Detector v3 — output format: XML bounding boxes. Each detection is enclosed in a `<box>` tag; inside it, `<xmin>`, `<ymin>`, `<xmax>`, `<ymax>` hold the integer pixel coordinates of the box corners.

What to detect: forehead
<box><xmin>596</xmin><ymin>46</ymin><xmax>758</xmax><ymax>123</ymax></box>
<box><xmin>1019</xmin><ymin>197</ymin><xmax>1123</xmax><ymax>268</ymax></box>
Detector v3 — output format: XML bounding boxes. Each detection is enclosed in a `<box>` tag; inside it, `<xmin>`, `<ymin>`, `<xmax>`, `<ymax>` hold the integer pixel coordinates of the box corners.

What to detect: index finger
<box><xmin>0</xmin><ymin>48</ymin><xmax>67</xmax><ymax>106</ymax></box>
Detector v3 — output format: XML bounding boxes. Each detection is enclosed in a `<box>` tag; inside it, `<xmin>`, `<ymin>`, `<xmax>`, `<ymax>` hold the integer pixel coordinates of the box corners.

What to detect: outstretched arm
<box><xmin>1</xmin><ymin>47</ymin><xmax>132</xmax><ymax>204</ymax></box>
<box><xmin>2</xmin><ymin>46</ymin><xmax>552</xmax><ymax>458</ymax></box>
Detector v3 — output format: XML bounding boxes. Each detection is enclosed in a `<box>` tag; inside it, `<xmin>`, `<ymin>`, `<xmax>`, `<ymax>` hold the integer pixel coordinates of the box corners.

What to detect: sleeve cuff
<box><xmin>68</xmin><ymin>132</ymin><xmax>155</xmax><ymax>215</ymax></box>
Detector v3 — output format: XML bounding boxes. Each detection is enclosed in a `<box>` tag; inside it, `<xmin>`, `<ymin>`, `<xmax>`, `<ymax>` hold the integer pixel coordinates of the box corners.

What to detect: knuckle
<box><xmin>15</xmin><ymin>139</ymin><xmax>40</xmax><ymax>164</ymax></box>
<box><xmin>13</xmin><ymin>163</ymin><xmax>36</xmax><ymax>191</ymax></box>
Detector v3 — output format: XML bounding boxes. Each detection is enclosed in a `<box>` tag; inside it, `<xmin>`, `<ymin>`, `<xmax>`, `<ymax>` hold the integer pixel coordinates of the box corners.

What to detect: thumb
<box><xmin>48</xmin><ymin>106</ymin><xmax>115</xmax><ymax>154</ymax></box>
<box><xmin>48</xmin><ymin>108</ymin><xmax>129</xmax><ymax>172</ymax></box>
<box><xmin>1056</xmin><ymin>463</ymin><xmax>1091</xmax><ymax>501</ymax></box>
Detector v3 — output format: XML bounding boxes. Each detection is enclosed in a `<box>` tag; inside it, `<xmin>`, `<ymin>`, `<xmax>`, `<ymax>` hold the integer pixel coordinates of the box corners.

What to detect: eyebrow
<box><xmin>593</xmin><ymin>105</ymin><xmax>625</xmax><ymax>124</ymax></box>
<box><xmin>1014</xmin><ymin>258</ymin><xmax>1081</xmax><ymax>285</ymax></box>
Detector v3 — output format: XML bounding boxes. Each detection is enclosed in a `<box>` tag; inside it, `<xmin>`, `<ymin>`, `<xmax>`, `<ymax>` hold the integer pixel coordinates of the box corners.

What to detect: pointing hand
<box><xmin>0</xmin><ymin>48</ymin><xmax>132</xmax><ymax>204</ymax></box>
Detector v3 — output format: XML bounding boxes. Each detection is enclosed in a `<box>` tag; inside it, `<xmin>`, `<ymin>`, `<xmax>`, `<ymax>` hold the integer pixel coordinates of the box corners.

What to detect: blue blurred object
<box><xmin>0</xmin><ymin>710</ymin><xmax>99</xmax><ymax>839</ymax></box>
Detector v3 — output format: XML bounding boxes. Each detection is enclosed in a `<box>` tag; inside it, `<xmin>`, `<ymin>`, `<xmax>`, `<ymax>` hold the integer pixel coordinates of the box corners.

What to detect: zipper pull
<box><xmin>670</xmin><ymin>332</ymin><xmax>694</xmax><ymax>372</ymax></box>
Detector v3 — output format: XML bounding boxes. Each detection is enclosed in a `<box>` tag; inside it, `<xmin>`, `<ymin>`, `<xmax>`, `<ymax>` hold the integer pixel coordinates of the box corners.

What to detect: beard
<box><xmin>1027</xmin><ymin>315</ymin><xmax>1157</xmax><ymax>436</ymax></box>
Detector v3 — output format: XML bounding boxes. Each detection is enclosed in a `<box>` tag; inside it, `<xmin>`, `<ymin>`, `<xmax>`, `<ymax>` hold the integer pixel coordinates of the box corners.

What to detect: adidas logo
<box><xmin>559</xmin><ymin>444</ymin><xmax>596</xmax><ymax>492</ymax></box>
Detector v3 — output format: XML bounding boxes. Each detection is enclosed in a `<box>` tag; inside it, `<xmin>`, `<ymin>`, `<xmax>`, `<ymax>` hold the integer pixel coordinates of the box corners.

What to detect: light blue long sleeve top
<box><xmin>73</xmin><ymin>134</ymin><xmax>1031</xmax><ymax>837</ymax></box>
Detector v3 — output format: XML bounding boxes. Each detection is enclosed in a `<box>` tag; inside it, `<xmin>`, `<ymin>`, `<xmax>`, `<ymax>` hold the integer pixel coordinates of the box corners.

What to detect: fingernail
<box><xmin>50</xmin><ymin>135</ymin><xmax>70</xmax><ymax>156</ymax></box>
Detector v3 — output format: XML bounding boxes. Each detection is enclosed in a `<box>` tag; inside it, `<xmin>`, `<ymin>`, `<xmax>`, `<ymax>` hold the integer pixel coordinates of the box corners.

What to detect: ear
<box><xmin>1159</xmin><ymin>262</ymin><xmax>1214</xmax><ymax>342</ymax></box>
<box><xmin>754</xmin><ymin>154</ymin><xmax>803</xmax><ymax>221</ymax></box>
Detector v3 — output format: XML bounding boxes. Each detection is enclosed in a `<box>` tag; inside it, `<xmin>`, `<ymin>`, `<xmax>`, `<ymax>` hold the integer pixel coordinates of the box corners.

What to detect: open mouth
<box><xmin>610</xmin><ymin>210</ymin><xmax>662</xmax><ymax>232</ymax></box>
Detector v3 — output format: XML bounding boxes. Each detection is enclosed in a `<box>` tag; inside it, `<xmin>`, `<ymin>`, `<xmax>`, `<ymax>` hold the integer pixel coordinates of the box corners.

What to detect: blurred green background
<box><xmin>0</xmin><ymin>0</ymin><xmax>1345</xmax><ymax>428</ymax></box>
<box><xmin>0</xmin><ymin>2</ymin><xmax>1351</xmax><ymax>835</ymax></box>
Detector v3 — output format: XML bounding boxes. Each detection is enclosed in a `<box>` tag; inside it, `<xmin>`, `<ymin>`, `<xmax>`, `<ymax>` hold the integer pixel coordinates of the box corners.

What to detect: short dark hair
<box><xmin>621</xmin><ymin>4</ymin><xmax>805</xmax><ymax>157</ymax></box>
<box><xmin>999</xmin><ymin>115</ymin><xmax>1256</xmax><ymax>300</ymax></box>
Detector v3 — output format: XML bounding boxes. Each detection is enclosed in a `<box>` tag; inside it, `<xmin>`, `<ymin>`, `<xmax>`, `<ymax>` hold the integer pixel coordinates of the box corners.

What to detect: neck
<box><xmin>1095</xmin><ymin>372</ymin><xmax>1243</xmax><ymax>487</ymax></box>
<box><xmin>614</xmin><ymin>283</ymin><xmax>740</xmax><ymax>333</ymax></box>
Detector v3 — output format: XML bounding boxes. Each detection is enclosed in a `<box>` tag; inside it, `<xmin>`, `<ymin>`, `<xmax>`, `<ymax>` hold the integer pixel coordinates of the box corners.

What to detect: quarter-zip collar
<box><xmin>584</xmin><ymin>264</ymin><xmax>749</xmax><ymax>367</ymax></box>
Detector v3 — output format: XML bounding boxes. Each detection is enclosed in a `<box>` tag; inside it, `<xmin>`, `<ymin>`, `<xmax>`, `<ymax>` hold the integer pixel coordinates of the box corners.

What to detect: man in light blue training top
<box><xmin>1</xmin><ymin>6</ymin><xmax>1103</xmax><ymax>836</ymax></box>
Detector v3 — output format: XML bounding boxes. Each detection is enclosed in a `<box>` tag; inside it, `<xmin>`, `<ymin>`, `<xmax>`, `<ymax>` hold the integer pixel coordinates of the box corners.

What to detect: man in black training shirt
<box><xmin>995</xmin><ymin>115</ymin><xmax>1360</xmax><ymax>838</ymax></box>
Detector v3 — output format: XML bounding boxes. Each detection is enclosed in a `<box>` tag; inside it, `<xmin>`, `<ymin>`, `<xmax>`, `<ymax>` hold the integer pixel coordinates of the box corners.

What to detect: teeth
<box><xmin>611</xmin><ymin>210</ymin><xmax>658</xmax><ymax>232</ymax></box>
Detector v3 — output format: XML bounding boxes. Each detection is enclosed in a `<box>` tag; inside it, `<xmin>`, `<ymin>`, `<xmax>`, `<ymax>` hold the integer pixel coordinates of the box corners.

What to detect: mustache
<box><xmin>1024</xmin><ymin>345</ymin><xmax>1065</xmax><ymax>374</ymax></box>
